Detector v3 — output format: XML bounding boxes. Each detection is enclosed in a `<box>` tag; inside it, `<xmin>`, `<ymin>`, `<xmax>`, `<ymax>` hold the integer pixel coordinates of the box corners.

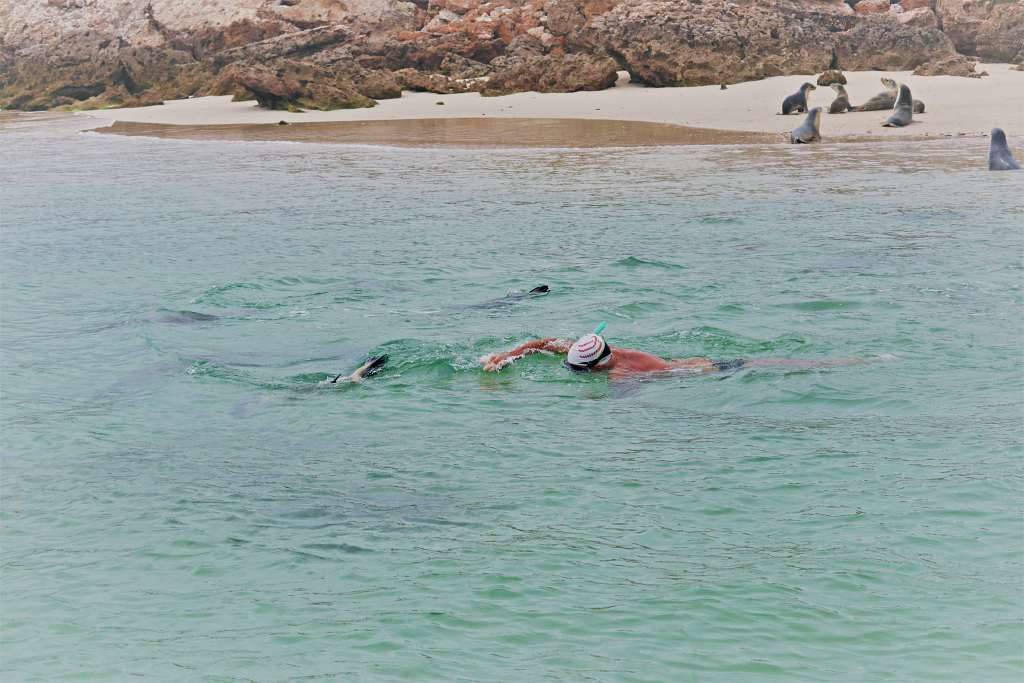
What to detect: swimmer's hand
<box><xmin>481</xmin><ymin>352</ymin><xmax>518</xmax><ymax>372</ymax></box>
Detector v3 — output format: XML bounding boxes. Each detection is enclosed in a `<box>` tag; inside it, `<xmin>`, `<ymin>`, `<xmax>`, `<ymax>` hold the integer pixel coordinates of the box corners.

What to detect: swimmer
<box><xmin>481</xmin><ymin>324</ymin><xmax>868</xmax><ymax>379</ymax></box>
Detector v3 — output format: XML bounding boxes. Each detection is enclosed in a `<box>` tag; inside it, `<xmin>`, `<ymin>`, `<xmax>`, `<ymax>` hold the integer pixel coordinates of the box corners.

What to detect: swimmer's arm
<box><xmin>482</xmin><ymin>337</ymin><xmax>571</xmax><ymax>372</ymax></box>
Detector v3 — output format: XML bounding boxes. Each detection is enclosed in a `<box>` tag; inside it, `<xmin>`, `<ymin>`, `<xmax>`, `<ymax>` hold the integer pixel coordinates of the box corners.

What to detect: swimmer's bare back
<box><xmin>482</xmin><ymin>337</ymin><xmax>884</xmax><ymax>378</ymax></box>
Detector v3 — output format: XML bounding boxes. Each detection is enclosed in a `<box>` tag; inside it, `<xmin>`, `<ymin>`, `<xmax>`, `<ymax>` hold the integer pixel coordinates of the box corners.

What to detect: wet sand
<box><xmin>96</xmin><ymin>118</ymin><xmax>781</xmax><ymax>147</ymax></box>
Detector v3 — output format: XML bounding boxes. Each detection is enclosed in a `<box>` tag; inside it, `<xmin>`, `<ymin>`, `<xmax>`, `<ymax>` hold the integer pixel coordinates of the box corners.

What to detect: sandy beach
<box><xmin>74</xmin><ymin>63</ymin><xmax>1024</xmax><ymax>146</ymax></box>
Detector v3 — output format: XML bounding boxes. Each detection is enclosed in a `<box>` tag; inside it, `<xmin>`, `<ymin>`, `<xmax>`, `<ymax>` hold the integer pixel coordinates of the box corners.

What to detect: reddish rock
<box><xmin>898</xmin><ymin>7</ymin><xmax>939</xmax><ymax>29</ymax></box>
<box><xmin>579</xmin><ymin>0</ymin><xmax>856</xmax><ymax>86</ymax></box>
<box><xmin>854</xmin><ymin>0</ymin><xmax>890</xmax><ymax>14</ymax></box>
<box><xmin>835</xmin><ymin>15</ymin><xmax>956</xmax><ymax>70</ymax></box>
<box><xmin>912</xmin><ymin>53</ymin><xmax>985</xmax><ymax>77</ymax></box>
<box><xmin>393</xmin><ymin>68</ymin><xmax>487</xmax><ymax>93</ymax></box>
<box><xmin>901</xmin><ymin>0</ymin><xmax>933</xmax><ymax>10</ymax></box>
<box><xmin>816</xmin><ymin>69</ymin><xmax>847</xmax><ymax>85</ymax></box>
<box><xmin>216</xmin><ymin>60</ymin><xmax>376</xmax><ymax>110</ymax></box>
<box><xmin>483</xmin><ymin>53</ymin><xmax>619</xmax><ymax>95</ymax></box>
<box><xmin>936</xmin><ymin>0</ymin><xmax>1024</xmax><ymax>62</ymax></box>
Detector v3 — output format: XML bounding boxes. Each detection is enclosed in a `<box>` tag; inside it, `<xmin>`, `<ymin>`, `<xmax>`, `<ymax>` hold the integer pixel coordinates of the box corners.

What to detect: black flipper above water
<box><xmin>528</xmin><ymin>285</ymin><xmax>550</xmax><ymax>295</ymax></box>
<box><xmin>331</xmin><ymin>354</ymin><xmax>389</xmax><ymax>383</ymax></box>
<box><xmin>361</xmin><ymin>354</ymin><xmax>389</xmax><ymax>377</ymax></box>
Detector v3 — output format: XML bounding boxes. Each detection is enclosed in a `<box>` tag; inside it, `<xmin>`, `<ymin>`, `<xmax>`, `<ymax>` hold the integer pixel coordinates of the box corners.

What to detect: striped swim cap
<box><xmin>566</xmin><ymin>333</ymin><xmax>610</xmax><ymax>369</ymax></box>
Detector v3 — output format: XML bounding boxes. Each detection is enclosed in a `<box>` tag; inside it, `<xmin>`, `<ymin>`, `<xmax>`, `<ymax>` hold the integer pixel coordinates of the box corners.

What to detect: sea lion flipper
<box><xmin>361</xmin><ymin>354</ymin><xmax>389</xmax><ymax>377</ymax></box>
<box><xmin>529</xmin><ymin>285</ymin><xmax>550</xmax><ymax>294</ymax></box>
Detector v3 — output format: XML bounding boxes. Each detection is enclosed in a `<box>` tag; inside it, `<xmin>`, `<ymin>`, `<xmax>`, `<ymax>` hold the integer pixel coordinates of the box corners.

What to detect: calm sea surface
<box><xmin>1</xmin><ymin>116</ymin><xmax>1022</xmax><ymax>681</ymax></box>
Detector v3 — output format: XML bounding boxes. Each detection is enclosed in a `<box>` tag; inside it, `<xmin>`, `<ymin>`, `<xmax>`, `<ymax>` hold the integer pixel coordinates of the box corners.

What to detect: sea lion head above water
<box><xmin>989</xmin><ymin>128</ymin><xmax>1021</xmax><ymax>171</ymax></box>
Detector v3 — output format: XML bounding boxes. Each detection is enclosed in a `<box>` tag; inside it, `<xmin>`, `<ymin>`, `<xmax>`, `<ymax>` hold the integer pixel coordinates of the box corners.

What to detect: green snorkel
<box><xmin>593</xmin><ymin>321</ymin><xmax>607</xmax><ymax>335</ymax></box>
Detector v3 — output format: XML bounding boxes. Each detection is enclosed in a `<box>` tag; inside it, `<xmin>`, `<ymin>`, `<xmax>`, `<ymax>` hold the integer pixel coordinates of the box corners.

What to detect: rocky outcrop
<box><xmin>579</xmin><ymin>0</ymin><xmax>959</xmax><ymax>86</ymax></box>
<box><xmin>211</xmin><ymin>60</ymin><xmax>378</xmax><ymax>109</ymax></box>
<box><xmin>898</xmin><ymin>7</ymin><xmax>940</xmax><ymax>30</ymax></box>
<box><xmin>935</xmin><ymin>0</ymin><xmax>1024</xmax><ymax>62</ymax></box>
<box><xmin>816</xmin><ymin>69</ymin><xmax>847</xmax><ymax>85</ymax></box>
<box><xmin>0</xmin><ymin>0</ymin><xmax>1016</xmax><ymax>111</ymax></box>
<box><xmin>484</xmin><ymin>53</ymin><xmax>618</xmax><ymax>95</ymax></box>
<box><xmin>578</xmin><ymin>1</ymin><xmax>854</xmax><ymax>86</ymax></box>
<box><xmin>912</xmin><ymin>53</ymin><xmax>986</xmax><ymax>77</ymax></box>
<box><xmin>834</xmin><ymin>15</ymin><xmax>956</xmax><ymax>70</ymax></box>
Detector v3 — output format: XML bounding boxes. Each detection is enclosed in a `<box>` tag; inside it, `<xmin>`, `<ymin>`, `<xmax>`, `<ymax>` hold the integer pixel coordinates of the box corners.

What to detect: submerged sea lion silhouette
<box><xmin>465</xmin><ymin>285</ymin><xmax>550</xmax><ymax>310</ymax></box>
<box><xmin>155</xmin><ymin>310</ymin><xmax>219</xmax><ymax>324</ymax></box>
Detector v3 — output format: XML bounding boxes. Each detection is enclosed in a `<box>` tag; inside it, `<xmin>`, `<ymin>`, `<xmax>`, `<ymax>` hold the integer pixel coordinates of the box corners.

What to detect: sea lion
<box><xmin>781</xmin><ymin>83</ymin><xmax>816</xmax><ymax>115</ymax></box>
<box><xmin>828</xmin><ymin>84</ymin><xmax>851</xmax><ymax>114</ymax></box>
<box><xmin>466</xmin><ymin>285</ymin><xmax>550</xmax><ymax>310</ymax></box>
<box><xmin>330</xmin><ymin>354</ymin><xmax>388</xmax><ymax>383</ymax></box>
<box><xmin>882</xmin><ymin>85</ymin><xmax>913</xmax><ymax>127</ymax></box>
<box><xmin>852</xmin><ymin>77</ymin><xmax>897</xmax><ymax>112</ymax></box>
<box><xmin>155</xmin><ymin>310</ymin><xmax>219</xmax><ymax>324</ymax></box>
<box><xmin>989</xmin><ymin>128</ymin><xmax>1021</xmax><ymax>171</ymax></box>
<box><xmin>789</xmin><ymin>107</ymin><xmax>822</xmax><ymax>144</ymax></box>
<box><xmin>913</xmin><ymin>100</ymin><xmax>925</xmax><ymax>114</ymax></box>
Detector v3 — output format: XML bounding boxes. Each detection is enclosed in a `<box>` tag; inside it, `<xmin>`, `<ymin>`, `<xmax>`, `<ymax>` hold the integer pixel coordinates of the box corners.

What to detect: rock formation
<box><xmin>0</xmin><ymin>0</ymin><xmax>1018</xmax><ymax>111</ymax></box>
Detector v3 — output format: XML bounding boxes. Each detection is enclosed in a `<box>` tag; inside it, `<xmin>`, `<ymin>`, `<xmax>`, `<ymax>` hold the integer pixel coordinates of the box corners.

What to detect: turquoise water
<box><xmin>2</xmin><ymin>117</ymin><xmax>1022</xmax><ymax>681</ymax></box>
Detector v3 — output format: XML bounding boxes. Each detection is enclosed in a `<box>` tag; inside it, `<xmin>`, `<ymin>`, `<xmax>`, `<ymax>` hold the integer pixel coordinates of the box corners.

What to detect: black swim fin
<box><xmin>528</xmin><ymin>285</ymin><xmax>549</xmax><ymax>295</ymax></box>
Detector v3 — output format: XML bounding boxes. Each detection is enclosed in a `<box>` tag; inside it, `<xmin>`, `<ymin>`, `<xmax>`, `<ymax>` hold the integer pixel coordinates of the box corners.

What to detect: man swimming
<box><xmin>481</xmin><ymin>324</ymin><xmax>865</xmax><ymax>379</ymax></box>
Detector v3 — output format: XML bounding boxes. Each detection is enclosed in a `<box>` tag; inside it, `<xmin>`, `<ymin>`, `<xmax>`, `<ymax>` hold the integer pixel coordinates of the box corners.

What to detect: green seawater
<box><xmin>1</xmin><ymin>117</ymin><xmax>1022</xmax><ymax>681</ymax></box>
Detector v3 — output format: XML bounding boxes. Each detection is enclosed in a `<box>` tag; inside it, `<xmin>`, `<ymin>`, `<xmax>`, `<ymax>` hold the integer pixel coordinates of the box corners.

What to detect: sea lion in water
<box><xmin>330</xmin><ymin>354</ymin><xmax>388</xmax><ymax>383</ymax></box>
<box><xmin>882</xmin><ymin>85</ymin><xmax>913</xmax><ymax>127</ymax></box>
<box><xmin>828</xmin><ymin>84</ymin><xmax>851</xmax><ymax>114</ymax></box>
<box><xmin>466</xmin><ymin>285</ymin><xmax>549</xmax><ymax>310</ymax></box>
<box><xmin>781</xmin><ymin>83</ymin><xmax>816</xmax><ymax>115</ymax></box>
<box><xmin>789</xmin><ymin>107</ymin><xmax>822</xmax><ymax>144</ymax></box>
<box><xmin>852</xmin><ymin>77</ymin><xmax>897</xmax><ymax>112</ymax></box>
<box><xmin>155</xmin><ymin>310</ymin><xmax>219</xmax><ymax>324</ymax></box>
<box><xmin>989</xmin><ymin>128</ymin><xmax>1021</xmax><ymax>171</ymax></box>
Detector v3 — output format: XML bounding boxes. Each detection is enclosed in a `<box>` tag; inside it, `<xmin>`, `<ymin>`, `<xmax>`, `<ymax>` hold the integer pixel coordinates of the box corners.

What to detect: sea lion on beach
<box><xmin>789</xmin><ymin>107</ymin><xmax>822</xmax><ymax>144</ymax></box>
<box><xmin>989</xmin><ymin>128</ymin><xmax>1021</xmax><ymax>171</ymax></box>
<box><xmin>828</xmin><ymin>84</ymin><xmax>851</xmax><ymax>114</ymax></box>
<box><xmin>781</xmin><ymin>83</ymin><xmax>816</xmax><ymax>115</ymax></box>
<box><xmin>882</xmin><ymin>85</ymin><xmax>914</xmax><ymax>127</ymax></box>
<box><xmin>852</xmin><ymin>77</ymin><xmax>897</xmax><ymax>112</ymax></box>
